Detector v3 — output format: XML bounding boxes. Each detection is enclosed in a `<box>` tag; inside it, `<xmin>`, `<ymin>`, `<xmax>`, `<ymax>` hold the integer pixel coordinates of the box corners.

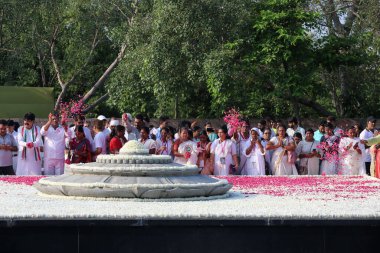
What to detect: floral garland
<box><xmin>317</xmin><ymin>131</ymin><xmax>351</xmax><ymax>174</ymax></box>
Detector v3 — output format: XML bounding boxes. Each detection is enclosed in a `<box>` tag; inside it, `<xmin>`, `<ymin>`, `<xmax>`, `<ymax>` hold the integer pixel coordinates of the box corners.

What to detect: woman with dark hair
<box><xmin>167</xmin><ymin>126</ymin><xmax>175</xmax><ymax>141</ymax></box>
<box><xmin>320</xmin><ymin>122</ymin><xmax>340</xmax><ymax>175</ymax></box>
<box><xmin>266</xmin><ymin>124</ymin><xmax>297</xmax><ymax>175</ymax></box>
<box><xmin>192</xmin><ymin>126</ymin><xmax>202</xmax><ymax>142</ymax></box>
<box><xmin>353</xmin><ymin>123</ymin><xmax>363</xmax><ymax>138</ymax></box>
<box><xmin>156</xmin><ymin>127</ymin><xmax>173</xmax><ymax>156</ymax></box>
<box><xmin>173</xmin><ymin>127</ymin><xmax>197</xmax><ymax>165</ymax></box>
<box><xmin>174</xmin><ymin>121</ymin><xmax>191</xmax><ymax>140</ymax></box>
<box><xmin>205</xmin><ymin>122</ymin><xmax>218</xmax><ymax>142</ymax></box>
<box><xmin>196</xmin><ymin>130</ymin><xmax>213</xmax><ymax>175</ymax></box>
<box><xmin>339</xmin><ymin>126</ymin><xmax>365</xmax><ymax>175</ymax></box>
<box><xmin>109</xmin><ymin>125</ymin><xmax>127</xmax><ymax>154</ymax></box>
<box><xmin>210</xmin><ymin>125</ymin><xmax>238</xmax><ymax>175</ymax></box>
<box><xmin>293</xmin><ymin>132</ymin><xmax>303</xmax><ymax>146</ymax></box>
<box><xmin>261</xmin><ymin>127</ymin><xmax>273</xmax><ymax>175</ymax></box>
<box><xmin>296</xmin><ymin>129</ymin><xmax>321</xmax><ymax>175</ymax></box>
<box><xmin>69</xmin><ymin>126</ymin><xmax>92</xmax><ymax>164</ymax></box>
<box><xmin>139</xmin><ymin>126</ymin><xmax>157</xmax><ymax>154</ymax></box>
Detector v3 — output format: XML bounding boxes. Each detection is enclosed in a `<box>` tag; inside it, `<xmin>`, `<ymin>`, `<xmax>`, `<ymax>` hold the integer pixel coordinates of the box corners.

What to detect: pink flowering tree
<box><xmin>58</xmin><ymin>97</ymin><xmax>87</xmax><ymax>124</ymax></box>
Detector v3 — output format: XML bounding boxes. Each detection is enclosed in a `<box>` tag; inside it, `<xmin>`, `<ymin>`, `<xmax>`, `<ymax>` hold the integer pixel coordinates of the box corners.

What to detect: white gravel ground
<box><xmin>1</xmin><ymin>176</ymin><xmax>380</xmax><ymax>220</ymax></box>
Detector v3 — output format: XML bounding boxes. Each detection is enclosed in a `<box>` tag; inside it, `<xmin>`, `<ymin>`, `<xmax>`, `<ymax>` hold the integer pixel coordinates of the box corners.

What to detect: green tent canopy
<box><xmin>0</xmin><ymin>87</ymin><xmax>54</xmax><ymax>118</ymax></box>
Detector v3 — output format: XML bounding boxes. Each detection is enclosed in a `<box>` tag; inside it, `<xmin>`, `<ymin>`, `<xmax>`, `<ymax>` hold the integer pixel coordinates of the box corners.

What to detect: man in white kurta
<box><xmin>286</xmin><ymin>117</ymin><xmax>306</xmax><ymax>139</ymax></box>
<box><xmin>41</xmin><ymin>113</ymin><xmax>69</xmax><ymax>175</ymax></box>
<box><xmin>16</xmin><ymin>113</ymin><xmax>43</xmax><ymax>175</ymax></box>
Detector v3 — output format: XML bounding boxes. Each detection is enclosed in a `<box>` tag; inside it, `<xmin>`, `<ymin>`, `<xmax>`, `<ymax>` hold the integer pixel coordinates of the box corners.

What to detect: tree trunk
<box><xmin>338</xmin><ymin>65</ymin><xmax>350</xmax><ymax>116</ymax></box>
<box><xmin>37</xmin><ymin>51</ymin><xmax>47</xmax><ymax>87</ymax></box>
<box><xmin>54</xmin><ymin>84</ymin><xmax>68</xmax><ymax>111</ymax></box>
<box><xmin>292</xmin><ymin>101</ymin><xmax>300</xmax><ymax>119</ymax></box>
<box><xmin>281</xmin><ymin>94</ymin><xmax>331</xmax><ymax>117</ymax></box>
<box><xmin>82</xmin><ymin>93</ymin><xmax>109</xmax><ymax>114</ymax></box>
<box><xmin>82</xmin><ymin>43</ymin><xmax>126</xmax><ymax>104</ymax></box>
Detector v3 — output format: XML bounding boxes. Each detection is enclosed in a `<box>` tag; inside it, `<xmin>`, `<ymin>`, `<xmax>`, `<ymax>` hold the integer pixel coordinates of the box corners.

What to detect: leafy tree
<box><xmin>206</xmin><ymin>0</ymin><xmax>330</xmax><ymax>118</ymax></box>
<box><xmin>108</xmin><ymin>0</ymin><xmax>251</xmax><ymax>118</ymax></box>
<box><xmin>1</xmin><ymin>0</ymin><xmax>379</xmax><ymax>118</ymax></box>
<box><xmin>314</xmin><ymin>0</ymin><xmax>379</xmax><ymax>117</ymax></box>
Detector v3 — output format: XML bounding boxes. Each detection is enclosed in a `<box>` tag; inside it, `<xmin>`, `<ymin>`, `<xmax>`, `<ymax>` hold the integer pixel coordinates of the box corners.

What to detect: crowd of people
<box><xmin>0</xmin><ymin>112</ymin><xmax>379</xmax><ymax>178</ymax></box>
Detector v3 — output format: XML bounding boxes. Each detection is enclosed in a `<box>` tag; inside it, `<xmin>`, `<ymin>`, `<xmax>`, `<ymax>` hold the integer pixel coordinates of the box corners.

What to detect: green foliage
<box><xmin>205</xmin><ymin>0</ymin><xmax>325</xmax><ymax>118</ymax></box>
<box><xmin>1</xmin><ymin>0</ymin><xmax>380</xmax><ymax>118</ymax></box>
<box><xmin>108</xmin><ymin>0</ymin><xmax>252</xmax><ymax>118</ymax></box>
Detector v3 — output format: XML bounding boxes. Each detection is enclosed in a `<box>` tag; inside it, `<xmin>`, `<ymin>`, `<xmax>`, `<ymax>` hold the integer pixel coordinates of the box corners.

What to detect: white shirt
<box><xmin>124</xmin><ymin>126</ymin><xmax>140</xmax><ymax>140</ymax></box>
<box><xmin>155</xmin><ymin>128</ymin><xmax>162</xmax><ymax>140</ymax></box>
<box><xmin>139</xmin><ymin>139</ymin><xmax>157</xmax><ymax>150</ymax></box>
<box><xmin>93</xmin><ymin>132</ymin><xmax>107</xmax><ymax>154</ymax></box>
<box><xmin>211</xmin><ymin>139</ymin><xmax>237</xmax><ymax>157</ymax></box>
<box><xmin>359</xmin><ymin>129</ymin><xmax>374</xmax><ymax>162</ymax></box>
<box><xmin>156</xmin><ymin>139</ymin><xmax>172</xmax><ymax>155</ymax></box>
<box><xmin>286</xmin><ymin>126</ymin><xmax>305</xmax><ymax>139</ymax></box>
<box><xmin>70</xmin><ymin>126</ymin><xmax>94</xmax><ymax>145</ymax></box>
<box><xmin>8</xmin><ymin>130</ymin><xmax>18</xmax><ymax>140</ymax></box>
<box><xmin>103</xmin><ymin>128</ymin><xmax>111</xmax><ymax>136</ymax></box>
<box><xmin>41</xmin><ymin>126</ymin><xmax>67</xmax><ymax>160</ymax></box>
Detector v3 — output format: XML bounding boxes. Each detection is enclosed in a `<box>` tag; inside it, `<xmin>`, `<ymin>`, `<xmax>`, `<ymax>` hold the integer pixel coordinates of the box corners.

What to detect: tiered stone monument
<box><xmin>34</xmin><ymin>140</ymin><xmax>232</xmax><ymax>199</ymax></box>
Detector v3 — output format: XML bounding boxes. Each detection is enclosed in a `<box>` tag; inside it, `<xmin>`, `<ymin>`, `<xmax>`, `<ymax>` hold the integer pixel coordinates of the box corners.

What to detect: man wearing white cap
<box><xmin>97</xmin><ymin>115</ymin><xmax>110</xmax><ymax>136</ymax></box>
<box><xmin>109</xmin><ymin>119</ymin><xmax>120</xmax><ymax>133</ymax></box>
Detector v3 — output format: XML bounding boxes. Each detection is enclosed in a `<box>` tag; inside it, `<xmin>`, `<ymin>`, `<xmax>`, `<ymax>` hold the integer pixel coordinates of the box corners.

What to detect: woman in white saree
<box><xmin>339</xmin><ymin>127</ymin><xmax>365</xmax><ymax>175</ymax></box>
<box><xmin>210</xmin><ymin>125</ymin><xmax>239</xmax><ymax>176</ymax></box>
<box><xmin>266</xmin><ymin>125</ymin><xmax>298</xmax><ymax>175</ymax></box>
<box><xmin>242</xmin><ymin>128</ymin><xmax>266</xmax><ymax>176</ymax></box>
<box><xmin>296</xmin><ymin>129</ymin><xmax>321</xmax><ymax>175</ymax></box>
<box><xmin>173</xmin><ymin>127</ymin><xmax>197</xmax><ymax>165</ymax></box>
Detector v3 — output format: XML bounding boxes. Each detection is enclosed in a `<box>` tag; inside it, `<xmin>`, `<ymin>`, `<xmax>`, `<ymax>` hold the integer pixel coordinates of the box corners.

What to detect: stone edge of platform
<box><xmin>1</xmin><ymin>218</ymin><xmax>380</xmax><ymax>227</ymax></box>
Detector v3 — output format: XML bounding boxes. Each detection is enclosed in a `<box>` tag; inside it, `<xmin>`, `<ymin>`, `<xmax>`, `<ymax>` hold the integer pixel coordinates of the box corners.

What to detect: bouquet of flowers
<box><xmin>223</xmin><ymin>108</ymin><xmax>242</xmax><ymax>136</ymax></box>
<box><xmin>317</xmin><ymin>140</ymin><xmax>344</xmax><ymax>164</ymax></box>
